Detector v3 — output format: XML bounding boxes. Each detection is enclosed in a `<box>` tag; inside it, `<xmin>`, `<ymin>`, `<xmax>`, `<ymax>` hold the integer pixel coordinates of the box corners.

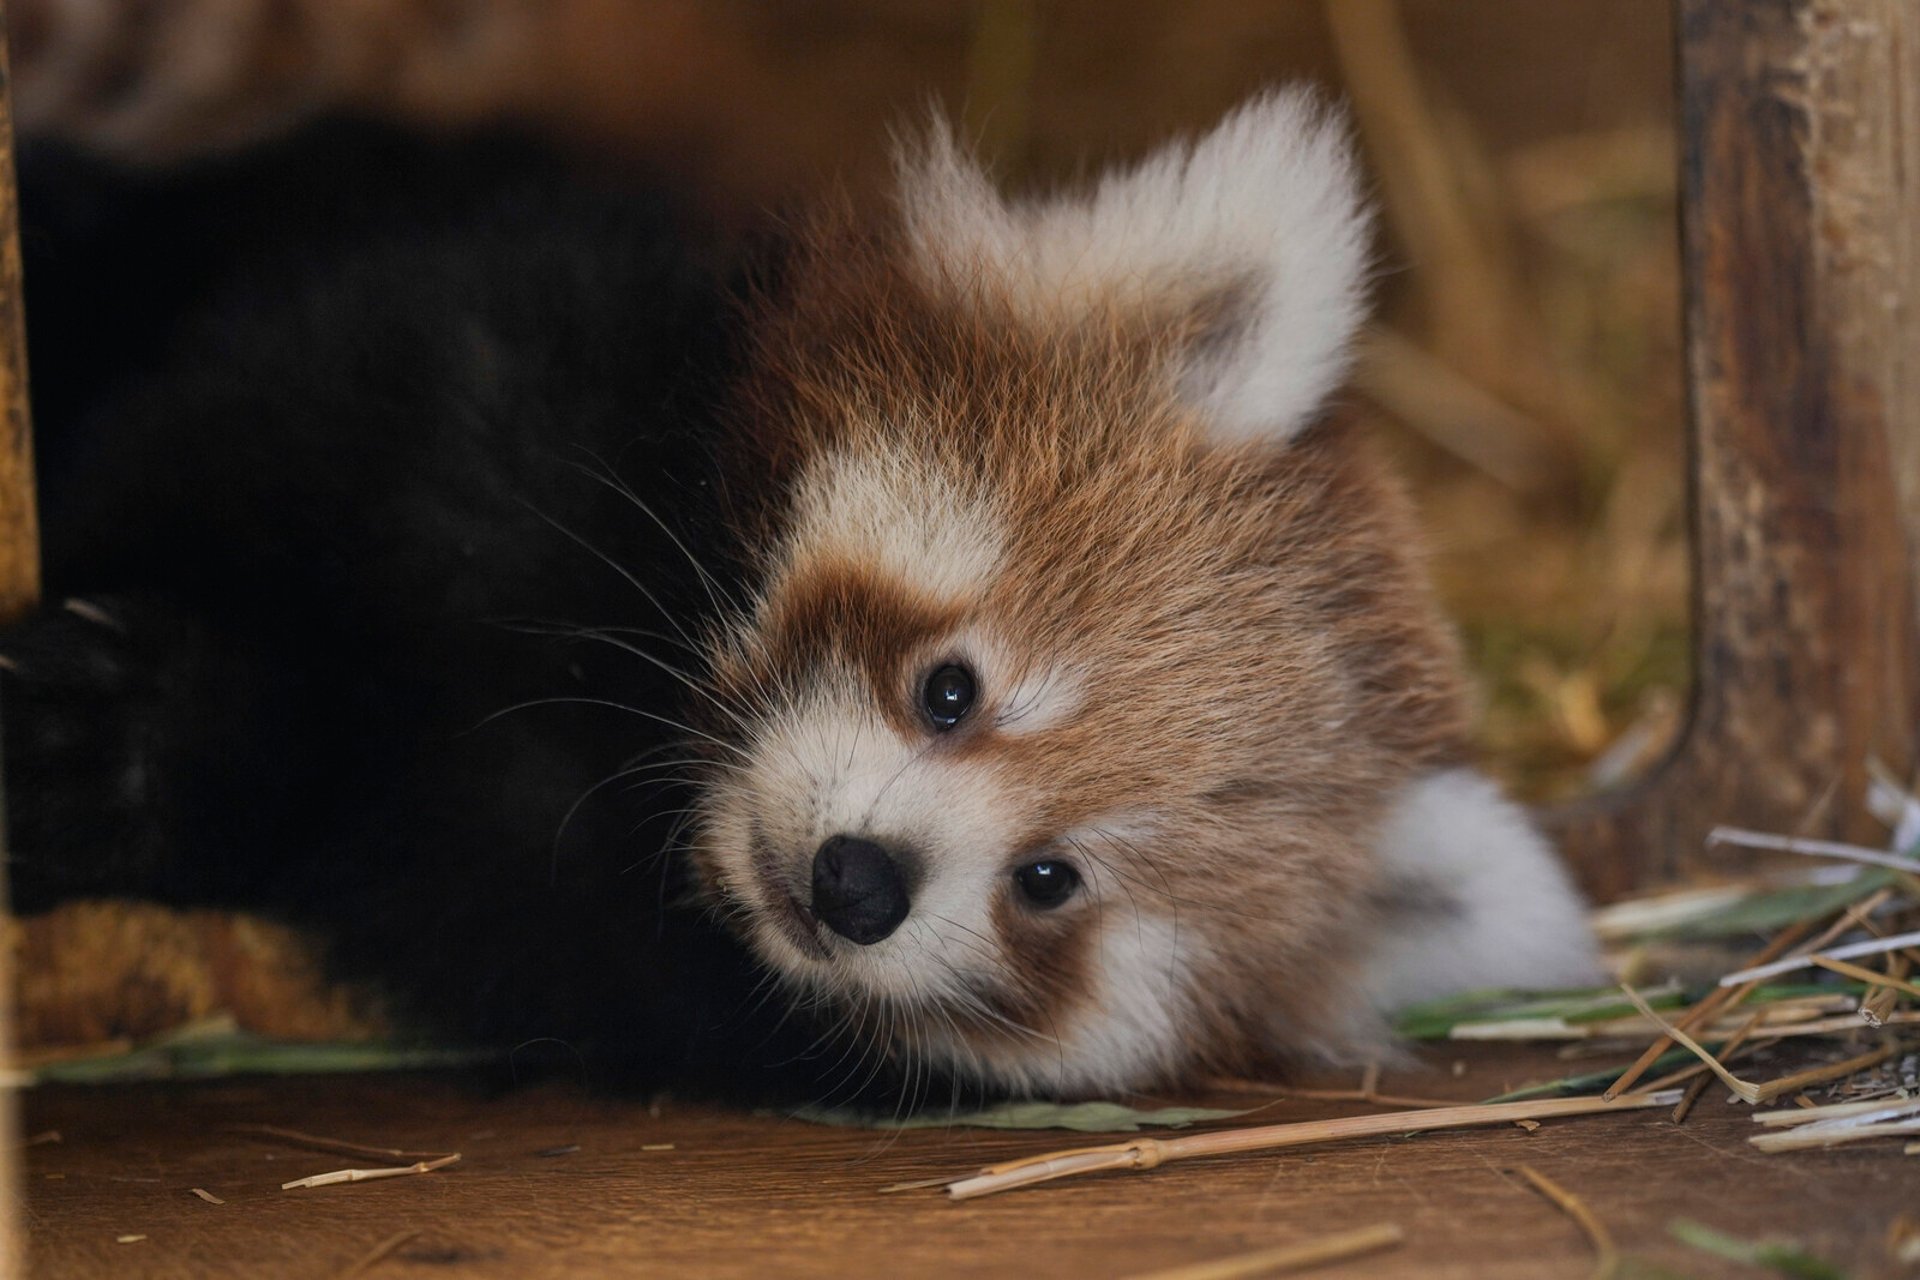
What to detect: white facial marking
<box><xmin>715</xmin><ymin>671</ymin><xmax>1017</xmax><ymax>1002</ymax></box>
<box><xmin>994</xmin><ymin>663</ymin><xmax>1083</xmax><ymax>736</ymax></box>
<box><xmin>917</xmin><ymin>910</ymin><xmax>1192</xmax><ymax>1097</ymax></box>
<box><xmin>933</xmin><ymin>628</ymin><xmax>1081</xmax><ymax>737</ymax></box>
<box><xmin>784</xmin><ymin>449</ymin><xmax>1002</xmax><ymax>597</ymax></box>
<box><xmin>1066</xmin><ymin>912</ymin><xmax>1191</xmax><ymax>1089</ymax></box>
<box><xmin>909</xmin><ymin>814</ymin><xmax>1192</xmax><ymax>1095</ymax></box>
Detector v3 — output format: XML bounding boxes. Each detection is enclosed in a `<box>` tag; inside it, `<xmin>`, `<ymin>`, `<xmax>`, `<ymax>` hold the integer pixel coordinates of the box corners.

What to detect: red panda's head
<box><xmin>687</xmin><ymin>90</ymin><xmax>1594</xmax><ymax>1095</ymax></box>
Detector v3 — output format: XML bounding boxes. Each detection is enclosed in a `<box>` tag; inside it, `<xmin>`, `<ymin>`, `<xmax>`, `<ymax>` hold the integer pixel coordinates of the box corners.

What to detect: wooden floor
<box><xmin>19</xmin><ymin>1045</ymin><xmax>1913</xmax><ymax>1278</ymax></box>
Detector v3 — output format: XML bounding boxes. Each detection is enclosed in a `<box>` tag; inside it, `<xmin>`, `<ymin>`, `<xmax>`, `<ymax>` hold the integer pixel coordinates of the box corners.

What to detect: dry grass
<box><xmin>1326</xmin><ymin>0</ymin><xmax>1687</xmax><ymax>802</ymax></box>
<box><xmin>939</xmin><ymin>1093</ymin><xmax>1680</xmax><ymax>1200</ymax></box>
<box><xmin>1120</xmin><ymin>1223</ymin><xmax>1406</xmax><ymax>1280</ymax></box>
<box><xmin>1516</xmin><ymin>1166</ymin><xmax>1619</xmax><ymax>1280</ymax></box>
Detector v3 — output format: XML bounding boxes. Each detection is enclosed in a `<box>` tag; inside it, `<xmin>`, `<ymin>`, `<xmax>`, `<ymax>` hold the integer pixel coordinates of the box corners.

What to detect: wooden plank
<box><xmin>1551</xmin><ymin>0</ymin><xmax>1920</xmax><ymax>897</ymax></box>
<box><xmin>18</xmin><ymin>1047</ymin><xmax>1908</xmax><ymax>1278</ymax></box>
<box><xmin>0</xmin><ymin>14</ymin><xmax>36</xmax><ymax>628</ymax></box>
<box><xmin>0</xmin><ymin>14</ymin><xmax>34</xmax><ymax>1279</ymax></box>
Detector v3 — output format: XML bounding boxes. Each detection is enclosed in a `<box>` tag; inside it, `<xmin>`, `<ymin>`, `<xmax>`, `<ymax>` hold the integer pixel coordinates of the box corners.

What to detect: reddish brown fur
<box><xmin>693</xmin><ymin>197</ymin><xmax>1475</xmax><ymax>1088</ymax></box>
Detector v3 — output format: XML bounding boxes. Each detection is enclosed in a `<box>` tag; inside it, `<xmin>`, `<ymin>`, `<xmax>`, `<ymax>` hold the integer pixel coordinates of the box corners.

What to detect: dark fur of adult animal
<box><xmin>5</xmin><ymin>123</ymin><xmax>872</xmax><ymax>1099</ymax></box>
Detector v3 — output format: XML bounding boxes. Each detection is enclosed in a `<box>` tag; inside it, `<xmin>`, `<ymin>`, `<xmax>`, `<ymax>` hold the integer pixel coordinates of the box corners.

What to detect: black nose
<box><xmin>811</xmin><ymin>835</ymin><xmax>910</xmax><ymax>945</ymax></box>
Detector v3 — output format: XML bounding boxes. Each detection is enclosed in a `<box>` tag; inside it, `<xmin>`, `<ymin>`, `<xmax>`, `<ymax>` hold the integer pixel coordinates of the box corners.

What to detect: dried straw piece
<box><xmin>1752</xmin><ymin>1046</ymin><xmax>1901</xmax><ymax>1105</ymax></box>
<box><xmin>1809</xmin><ymin>955</ymin><xmax>1920</xmax><ymax>1000</ymax></box>
<box><xmin>942</xmin><ymin>1092</ymin><xmax>1679</xmax><ymax>1201</ymax></box>
<box><xmin>231</xmin><ymin>1123</ymin><xmax>452</xmax><ymax>1164</ymax></box>
<box><xmin>1742</xmin><ymin>1011</ymin><xmax>1920</xmax><ymax>1038</ymax></box>
<box><xmin>334</xmin><ymin>1229</ymin><xmax>421</xmax><ymax>1279</ymax></box>
<box><xmin>1707</xmin><ymin>826</ymin><xmax>1920</xmax><ymax>872</ymax></box>
<box><xmin>1639</xmin><ymin>1035</ymin><xmax>1765</xmax><ymax>1095</ymax></box>
<box><xmin>1862</xmin><ymin>954</ymin><xmax>1912</xmax><ymax>1026</ymax></box>
<box><xmin>282</xmin><ymin>1154</ymin><xmax>460</xmax><ymax>1191</ymax></box>
<box><xmin>1608</xmin><ymin>885</ymin><xmax>1899</xmax><ymax>1099</ymax></box>
<box><xmin>878</xmin><ymin>1175</ymin><xmax>955</xmax><ymax>1195</ymax></box>
<box><xmin>1751</xmin><ymin>1120</ymin><xmax>1920</xmax><ymax>1153</ymax></box>
<box><xmin>1670</xmin><ymin>1074</ymin><xmax>1714</xmax><ymax>1126</ymax></box>
<box><xmin>1672</xmin><ymin>1012</ymin><xmax>1764</xmax><ymax>1123</ymax></box>
<box><xmin>1616</xmin><ymin>985</ymin><xmax>1766</xmax><ymax>1102</ymax></box>
<box><xmin>1720</xmin><ymin>930</ymin><xmax>1920</xmax><ymax>987</ymax></box>
<box><xmin>1749</xmin><ymin>1092</ymin><xmax>1920</xmax><ymax>1152</ymax></box>
<box><xmin>1516</xmin><ymin>1166</ymin><xmax>1617</xmax><ymax>1280</ymax></box>
<box><xmin>1603</xmin><ymin>916</ymin><xmax>1817</xmax><ymax>1099</ymax></box>
<box><xmin>1208</xmin><ymin>1067</ymin><xmax>1461</xmax><ymax>1110</ymax></box>
<box><xmin>1266</xmin><ymin>1084</ymin><xmax>1462</xmax><ymax>1109</ymax></box>
<box><xmin>1754</xmin><ymin>1095</ymin><xmax>1920</xmax><ymax>1129</ymax></box>
<box><xmin>1622</xmin><ymin>983</ymin><xmax>1899</xmax><ymax>1104</ymax></box>
<box><xmin>235</xmin><ymin>1121</ymin><xmax>463</xmax><ymax>1190</ymax></box>
<box><xmin>189</xmin><ymin>1188</ymin><xmax>225</xmax><ymax>1205</ymax></box>
<box><xmin>1120</xmin><ymin>1222</ymin><xmax>1404</xmax><ymax>1280</ymax></box>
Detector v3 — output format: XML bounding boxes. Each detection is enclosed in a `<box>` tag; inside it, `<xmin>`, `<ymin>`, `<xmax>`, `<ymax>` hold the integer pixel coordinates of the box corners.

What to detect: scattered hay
<box><xmin>334</xmin><ymin>1230</ymin><xmax>422</xmax><ymax>1279</ymax></box>
<box><xmin>1515</xmin><ymin>1166</ymin><xmax>1617</xmax><ymax>1280</ymax></box>
<box><xmin>940</xmin><ymin>1093</ymin><xmax>1678</xmax><ymax>1201</ymax></box>
<box><xmin>921</xmin><ymin>778</ymin><xmax>1920</xmax><ymax>1200</ymax></box>
<box><xmin>1119</xmin><ymin>1223</ymin><xmax>1404</xmax><ymax>1280</ymax></box>
<box><xmin>232</xmin><ymin>1123</ymin><xmax>461</xmax><ymax>1193</ymax></box>
<box><xmin>282</xmin><ymin>1155</ymin><xmax>459</xmax><ymax>1192</ymax></box>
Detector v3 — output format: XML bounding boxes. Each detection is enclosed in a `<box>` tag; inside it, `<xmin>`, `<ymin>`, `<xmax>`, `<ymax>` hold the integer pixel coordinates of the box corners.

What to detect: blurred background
<box><xmin>12</xmin><ymin>0</ymin><xmax>1691</xmax><ymax>803</ymax></box>
<box><xmin>5</xmin><ymin>0</ymin><xmax>1690</xmax><ymax>1047</ymax></box>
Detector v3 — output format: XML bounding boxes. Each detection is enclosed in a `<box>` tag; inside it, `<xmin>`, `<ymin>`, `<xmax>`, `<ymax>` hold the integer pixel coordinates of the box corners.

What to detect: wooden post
<box><xmin>1551</xmin><ymin>0</ymin><xmax>1920</xmax><ymax>898</ymax></box>
<box><xmin>0</xmin><ymin>12</ymin><xmax>32</xmax><ymax>1276</ymax></box>
<box><xmin>0</xmin><ymin>21</ymin><xmax>34</xmax><ymax>626</ymax></box>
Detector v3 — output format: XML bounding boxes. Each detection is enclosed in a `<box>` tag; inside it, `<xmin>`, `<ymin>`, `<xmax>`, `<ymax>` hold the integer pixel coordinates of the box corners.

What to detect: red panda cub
<box><xmin>690</xmin><ymin>89</ymin><xmax>1602</xmax><ymax>1094</ymax></box>
<box><xmin>8</xmin><ymin>89</ymin><xmax>1599</xmax><ymax>1101</ymax></box>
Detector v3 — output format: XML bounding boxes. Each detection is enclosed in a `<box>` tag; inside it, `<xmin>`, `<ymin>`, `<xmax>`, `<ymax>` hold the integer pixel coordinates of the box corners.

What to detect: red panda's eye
<box><xmin>1014</xmin><ymin>860</ymin><xmax>1080</xmax><ymax>908</ymax></box>
<box><xmin>921</xmin><ymin>663</ymin><xmax>976</xmax><ymax>730</ymax></box>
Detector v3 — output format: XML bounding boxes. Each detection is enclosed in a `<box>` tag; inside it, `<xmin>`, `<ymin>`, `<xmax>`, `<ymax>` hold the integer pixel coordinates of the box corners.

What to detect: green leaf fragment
<box><xmin>1637</xmin><ymin>870</ymin><xmax>1896</xmax><ymax>941</ymax></box>
<box><xmin>30</xmin><ymin>1022</ymin><xmax>495</xmax><ymax>1085</ymax></box>
<box><xmin>787</xmin><ymin>1100</ymin><xmax>1250</xmax><ymax>1132</ymax></box>
<box><xmin>1668</xmin><ymin>1219</ymin><xmax>1850</xmax><ymax>1280</ymax></box>
<box><xmin>1479</xmin><ymin>1047</ymin><xmax>1706</xmax><ymax>1103</ymax></box>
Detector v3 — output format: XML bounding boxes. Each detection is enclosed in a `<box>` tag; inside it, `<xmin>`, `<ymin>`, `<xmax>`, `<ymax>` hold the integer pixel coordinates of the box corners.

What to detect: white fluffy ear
<box><xmin>896</xmin><ymin>88</ymin><xmax>1371</xmax><ymax>444</ymax></box>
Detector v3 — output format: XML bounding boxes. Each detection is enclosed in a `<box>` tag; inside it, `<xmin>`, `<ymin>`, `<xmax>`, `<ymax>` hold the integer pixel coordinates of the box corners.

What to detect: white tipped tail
<box><xmin>1359</xmin><ymin>768</ymin><xmax>1604</xmax><ymax>1010</ymax></box>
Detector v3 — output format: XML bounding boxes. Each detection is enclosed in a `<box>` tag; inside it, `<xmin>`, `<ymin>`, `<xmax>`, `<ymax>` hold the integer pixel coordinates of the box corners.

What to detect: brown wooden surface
<box><xmin>0</xmin><ymin>6</ymin><xmax>38</xmax><ymax>627</ymax></box>
<box><xmin>0</xmin><ymin>12</ymin><xmax>36</xmax><ymax>1277</ymax></box>
<box><xmin>18</xmin><ymin>1045</ymin><xmax>1916</xmax><ymax>1279</ymax></box>
<box><xmin>1551</xmin><ymin>0</ymin><xmax>1920</xmax><ymax>898</ymax></box>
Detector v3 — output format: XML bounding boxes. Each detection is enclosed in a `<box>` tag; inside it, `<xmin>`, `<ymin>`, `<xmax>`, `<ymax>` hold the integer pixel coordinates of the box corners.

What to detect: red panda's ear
<box><xmin>894</xmin><ymin>89</ymin><xmax>1371</xmax><ymax>446</ymax></box>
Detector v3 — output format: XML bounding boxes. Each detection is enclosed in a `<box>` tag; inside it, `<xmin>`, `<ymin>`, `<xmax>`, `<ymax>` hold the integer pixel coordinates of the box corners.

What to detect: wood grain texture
<box><xmin>0</xmin><ymin>14</ymin><xmax>37</xmax><ymax>627</ymax></box>
<box><xmin>19</xmin><ymin>1046</ymin><xmax>1913</xmax><ymax>1279</ymax></box>
<box><xmin>1551</xmin><ymin>0</ymin><xmax>1920</xmax><ymax>897</ymax></box>
<box><xmin>0</xmin><ymin>14</ymin><xmax>35</xmax><ymax>1278</ymax></box>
